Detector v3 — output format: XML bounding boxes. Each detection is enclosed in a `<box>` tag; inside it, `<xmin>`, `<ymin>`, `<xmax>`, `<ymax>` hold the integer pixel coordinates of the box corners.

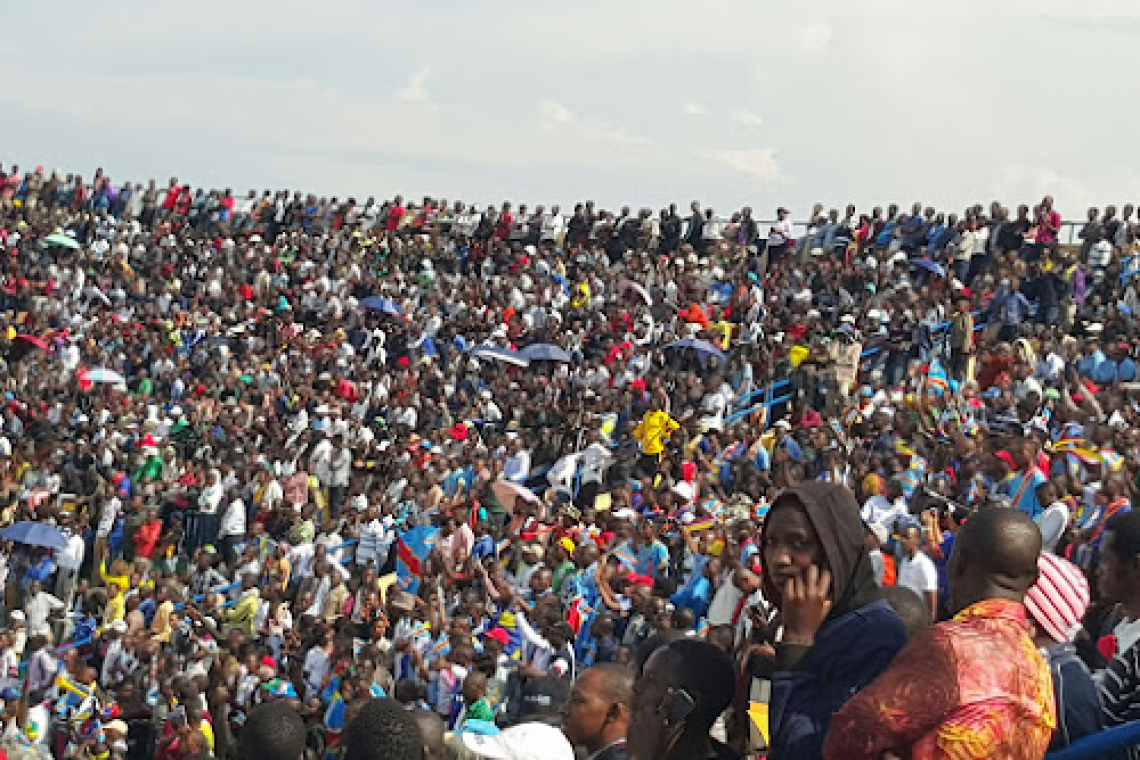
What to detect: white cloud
<box><xmin>707</xmin><ymin>149</ymin><xmax>782</xmax><ymax>181</ymax></box>
<box><xmin>396</xmin><ymin>65</ymin><xmax>432</xmax><ymax>102</ymax></box>
<box><xmin>730</xmin><ymin>109</ymin><xmax>764</xmax><ymax>129</ymax></box>
<box><xmin>799</xmin><ymin>24</ymin><xmax>834</xmax><ymax>56</ymax></box>
<box><xmin>538</xmin><ymin>100</ymin><xmax>576</xmax><ymax>124</ymax></box>
<box><xmin>590</xmin><ymin>122</ymin><xmax>654</xmax><ymax>147</ymax></box>
<box><xmin>538</xmin><ymin>102</ymin><xmax>651</xmax><ymax>146</ymax></box>
<box><xmin>1</xmin><ymin>0</ymin><xmax>1134</xmax><ymax>213</ymax></box>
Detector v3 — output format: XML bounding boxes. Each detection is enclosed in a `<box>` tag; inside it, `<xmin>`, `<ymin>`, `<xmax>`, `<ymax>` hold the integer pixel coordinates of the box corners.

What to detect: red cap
<box><xmin>483</xmin><ymin>628</ymin><xmax>509</xmax><ymax>646</ymax></box>
<box><xmin>995</xmin><ymin>451</ymin><xmax>1016</xmax><ymax>468</ymax></box>
<box><xmin>625</xmin><ymin>573</ymin><xmax>655</xmax><ymax>588</ymax></box>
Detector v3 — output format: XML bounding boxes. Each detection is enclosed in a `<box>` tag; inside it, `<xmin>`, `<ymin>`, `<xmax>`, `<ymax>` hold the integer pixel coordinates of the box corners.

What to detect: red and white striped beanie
<box><xmin>1025</xmin><ymin>551</ymin><xmax>1090</xmax><ymax>644</ymax></box>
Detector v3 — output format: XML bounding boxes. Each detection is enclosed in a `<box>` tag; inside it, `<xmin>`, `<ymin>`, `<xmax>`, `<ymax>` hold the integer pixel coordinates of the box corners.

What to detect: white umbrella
<box><xmin>84</xmin><ymin>368</ymin><xmax>125</xmax><ymax>385</ymax></box>
<box><xmin>619</xmin><ymin>280</ymin><xmax>653</xmax><ymax>305</ymax></box>
<box><xmin>470</xmin><ymin>345</ymin><xmax>530</xmax><ymax>368</ymax></box>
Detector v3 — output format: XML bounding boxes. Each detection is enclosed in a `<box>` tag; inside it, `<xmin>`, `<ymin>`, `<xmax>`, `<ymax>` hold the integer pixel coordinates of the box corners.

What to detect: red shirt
<box><xmin>134</xmin><ymin>519</ymin><xmax>163</xmax><ymax>559</ymax></box>
<box><xmin>1037</xmin><ymin>211</ymin><xmax>1061</xmax><ymax>244</ymax></box>
<box><xmin>162</xmin><ymin>185</ymin><xmax>182</xmax><ymax>211</ymax></box>
<box><xmin>385</xmin><ymin>205</ymin><xmax>405</xmax><ymax>231</ymax></box>
<box><xmin>494</xmin><ymin>213</ymin><xmax>514</xmax><ymax>239</ymax></box>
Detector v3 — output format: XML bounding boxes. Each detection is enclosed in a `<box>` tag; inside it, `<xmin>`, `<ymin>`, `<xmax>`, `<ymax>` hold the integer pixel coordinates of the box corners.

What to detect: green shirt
<box><xmin>465</xmin><ymin>698</ymin><xmax>495</xmax><ymax>723</ymax></box>
<box><xmin>552</xmin><ymin>561</ymin><xmax>576</xmax><ymax>595</ymax></box>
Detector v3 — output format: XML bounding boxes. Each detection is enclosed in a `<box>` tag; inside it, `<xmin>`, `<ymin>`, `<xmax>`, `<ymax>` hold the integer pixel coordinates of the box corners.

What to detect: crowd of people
<box><xmin>2</xmin><ymin>162</ymin><xmax>1140</xmax><ymax>760</ymax></box>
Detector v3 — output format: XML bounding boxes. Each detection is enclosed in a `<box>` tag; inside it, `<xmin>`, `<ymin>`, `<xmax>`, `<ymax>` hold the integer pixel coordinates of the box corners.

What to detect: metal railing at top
<box><xmin>1045</xmin><ymin>720</ymin><xmax>1140</xmax><ymax>759</ymax></box>
<box><xmin>725</xmin><ymin>312</ymin><xmax>986</xmax><ymax>427</ymax></box>
<box><xmin>485</xmin><ymin>215</ymin><xmax>1085</xmax><ymax>248</ymax></box>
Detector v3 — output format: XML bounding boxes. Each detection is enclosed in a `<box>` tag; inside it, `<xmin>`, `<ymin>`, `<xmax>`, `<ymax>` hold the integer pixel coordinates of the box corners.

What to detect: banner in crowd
<box><xmin>395</xmin><ymin>525</ymin><xmax>440</xmax><ymax>595</ymax></box>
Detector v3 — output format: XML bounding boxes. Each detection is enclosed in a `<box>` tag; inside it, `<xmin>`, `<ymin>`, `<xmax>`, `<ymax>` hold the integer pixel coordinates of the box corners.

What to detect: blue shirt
<box><xmin>781</xmin><ymin>436</ymin><xmax>804</xmax><ymax>463</ymax></box>
<box><xmin>1119</xmin><ymin>358</ymin><xmax>1138</xmax><ymax>383</ymax></box>
<box><xmin>1077</xmin><ymin>350</ymin><xmax>1106</xmax><ymax>379</ymax></box>
<box><xmin>635</xmin><ymin>541</ymin><xmax>668</xmax><ymax>578</ymax></box>
<box><xmin>995</xmin><ymin>291</ymin><xmax>1032</xmax><ymax>325</ymax></box>
<box><xmin>25</xmin><ymin>557</ymin><xmax>55</xmax><ymax>584</ymax></box>
<box><xmin>1002</xmin><ymin>468</ymin><xmax>1046</xmax><ymax>519</ymax></box>
<box><xmin>874</xmin><ymin>221</ymin><xmax>897</xmax><ymax>247</ymax></box>
<box><xmin>1093</xmin><ymin>359</ymin><xmax>1120</xmax><ymax>386</ymax></box>
<box><xmin>768</xmin><ymin>600</ymin><xmax>907</xmax><ymax>760</ymax></box>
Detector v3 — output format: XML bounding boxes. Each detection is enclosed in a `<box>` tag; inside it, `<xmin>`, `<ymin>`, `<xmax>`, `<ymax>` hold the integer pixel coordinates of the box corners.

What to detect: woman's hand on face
<box><xmin>780</xmin><ymin>565</ymin><xmax>832</xmax><ymax>646</ymax></box>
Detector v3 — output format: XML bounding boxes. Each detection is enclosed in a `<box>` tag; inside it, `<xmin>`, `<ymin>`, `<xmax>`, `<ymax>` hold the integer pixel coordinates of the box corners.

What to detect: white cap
<box><xmin>461</xmin><ymin>723</ymin><xmax>574</xmax><ymax>760</ymax></box>
<box><xmin>105</xmin><ymin>720</ymin><xmax>129</xmax><ymax>736</ymax></box>
<box><xmin>840</xmin><ymin>314</ymin><xmax>856</xmax><ymax>324</ymax></box>
<box><xmin>774</xmin><ymin>419</ymin><xmax>792</xmax><ymax>430</ymax></box>
<box><xmin>672</xmin><ymin>481</ymin><xmax>695</xmax><ymax>502</ymax></box>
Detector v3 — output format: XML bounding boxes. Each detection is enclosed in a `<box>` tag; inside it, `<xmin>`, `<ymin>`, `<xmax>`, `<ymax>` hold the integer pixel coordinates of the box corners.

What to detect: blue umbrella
<box><xmin>910</xmin><ymin>258</ymin><xmax>946</xmax><ymax>277</ymax></box>
<box><xmin>360</xmin><ymin>296</ymin><xmax>403</xmax><ymax>316</ymax></box>
<box><xmin>0</xmin><ymin>521</ymin><xmax>67</xmax><ymax>550</ymax></box>
<box><xmin>664</xmin><ymin>338</ymin><xmax>727</xmax><ymax>363</ymax></box>
<box><xmin>470</xmin><ymin>345</ymin><xmax>530</xmax><ymax>368</ymax></box>
<box><xmin>519</xmin><ymin>343</ymin><xmax>573</xmax><ymax>363</ymax></box>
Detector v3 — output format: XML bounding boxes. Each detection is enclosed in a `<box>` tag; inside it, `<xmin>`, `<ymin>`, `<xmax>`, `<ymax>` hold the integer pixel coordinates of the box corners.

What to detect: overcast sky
<box><xmin>2</xmin><ymin>0</ymin><xmax>1135</xmax><ymax>217</ymax></box>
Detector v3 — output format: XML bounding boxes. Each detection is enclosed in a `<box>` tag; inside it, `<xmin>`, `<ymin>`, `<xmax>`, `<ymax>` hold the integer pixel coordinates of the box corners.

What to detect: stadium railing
<box><xmin>726</xmin><ymin>311</ymin><xmax>986</xmax><ymax>428</ymax></box>
<box><xmin>1045</xmin><ymin>721</ymin><xmax>1140</xmax><ymax>759</ymax></box>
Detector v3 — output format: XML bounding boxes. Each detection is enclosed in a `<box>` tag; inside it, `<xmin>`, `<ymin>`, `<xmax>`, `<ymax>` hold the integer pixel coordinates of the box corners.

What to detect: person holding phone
<box><xmin>759</xmin><ymin>482</ymin><xmax>908</xmax><ymax>760</ymax></box>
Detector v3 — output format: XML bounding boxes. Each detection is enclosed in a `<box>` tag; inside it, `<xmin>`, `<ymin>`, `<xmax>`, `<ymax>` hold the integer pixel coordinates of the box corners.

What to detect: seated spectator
<box><xmin>627</xmin><ymin>638</ymin><xmax>738</xmax><ymax>760</ymax></box>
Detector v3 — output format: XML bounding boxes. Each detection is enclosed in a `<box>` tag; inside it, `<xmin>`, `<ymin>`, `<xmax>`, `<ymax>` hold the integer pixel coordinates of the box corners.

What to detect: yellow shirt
<box><xmin>712</xmin><ymin>320</ymin><xmax>733</xmax><ymax>350</ymax></box>
<box><xmin>225</xmin><ymin>592</ymin><xmax>261</xmax><ymax>637</ymax></box>
<box><xmin>150</xmin><ymin>600</ymin><xmax>175</xmax><ymax>643</ymax></box>
<box><xmin>105</xmin><ymin>594</ymin><xmax>125</xmax><ymax>626</ymax></box>
<box><xmin>634</xmin><ymin>410</ymin><xmax>679</xmax><ymax>456</ymax></box>
<box><xmin>572</xmin><ymin>282</ymin><xmax>592</xmax><ymax>308</ymax></box>
<box><xmin>99</xmin><ymin>562</ymin><xmax>129</xmax><ymax>592</ymax></box>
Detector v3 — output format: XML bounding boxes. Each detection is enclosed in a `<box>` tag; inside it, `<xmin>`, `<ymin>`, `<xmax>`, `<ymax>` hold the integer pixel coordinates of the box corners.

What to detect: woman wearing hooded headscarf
<box><xmin>759</xmin><ymin>481</ymin><xmax>908</xmax><ymax>760</ymax></box>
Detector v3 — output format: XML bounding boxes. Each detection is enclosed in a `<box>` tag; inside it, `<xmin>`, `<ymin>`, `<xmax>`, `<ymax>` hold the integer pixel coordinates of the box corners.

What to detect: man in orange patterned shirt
<box><xmin>823</xmin><ymin>508</ymin><xmax>1055</xmax><ymax>760</ymax></box>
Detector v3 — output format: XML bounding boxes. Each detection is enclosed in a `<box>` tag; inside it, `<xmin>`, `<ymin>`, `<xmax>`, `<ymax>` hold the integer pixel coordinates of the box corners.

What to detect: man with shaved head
<box><xmin>824</xmin><ymin>507</ymin><xmax>1056</xmax><ymax>760</ymax></box>
<box><xmin>562</xmin><ymin>663</ymin><xmax>634</xmax><ymax>760</ymax></box>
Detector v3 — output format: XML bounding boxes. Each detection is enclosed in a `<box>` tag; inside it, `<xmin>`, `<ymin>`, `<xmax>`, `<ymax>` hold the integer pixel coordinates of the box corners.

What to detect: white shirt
<box><xmin>768</xmin><ymin>219</ymin><xmax>793</xmax><ymax>246</ymax></box>
<box><xmin>579</xmin><ymin>443</ymin><xmax>613</xmax><ymax>485</ymax></box>
<box><xmin>861</xmin><ymin>496</ymin><xmax>907</xmax><ymax>533</ymax></box>
<box><xmin>97</xmin><ymin>498</ymin><xmax>121</xmax><ymax>538</ymax></box>
<box><xmin>329</xmin><ymin>447</ymin><xmax>352</xmax><ymax>487</ymax></box>
<box><xmin>1036</xmin><ymin>503</ymin><xmax>1070</xmax><ymax>553</ymax></box>
<box><xmin>310</xmin><ymin>439</ymin><xmax>333</xmax><ymax>483</ymax></box>
<box><xmin>1013</xmin><ymin>376</ymin><xmax>1044</xmax><ymax>402</ymax></box>
<box><xmin>57</xmin><ymin>534</ymin><xmax>86</xmax><ymax>572</ymax></box>
<box><xmin>25</xmin><ymin>591</ymin><xmax>64</xmax><ymax>637</ymax></box>
<box><xmin>0</xmin><ymin>647</ymin><xmax>19</xmax><ymax>690</ymax></box>
<box><xmin>706</xmin><ymin>570</ymin><xmax>764</xmax><ymax>644</ymax></box>
<box><xmin>503</xmin><ymin>451</ymin><xmax>531</xmax><ymax>483</ymax></box>
<box><xmin>220</xmin><ymin>498</ymin><xmax>247</xmax><ymax>538</ymax></box>
<box><xmin>897</xmin><ymin>551</ymin><xmax>939</xmax><ymax>597</ymax></box>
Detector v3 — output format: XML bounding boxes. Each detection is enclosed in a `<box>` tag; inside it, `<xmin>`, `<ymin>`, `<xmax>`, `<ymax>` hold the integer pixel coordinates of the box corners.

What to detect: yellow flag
<box><xmin>789</xmin><ymin>345</ymin><xmax>810</xmax><ymax>369</ymax></box>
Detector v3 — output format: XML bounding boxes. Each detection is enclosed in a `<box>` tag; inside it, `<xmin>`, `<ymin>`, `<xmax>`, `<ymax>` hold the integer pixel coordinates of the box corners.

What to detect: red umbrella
<box><xmin>491</xmin><ymin>480</ymin><xmax>542</xmax><ymax>510</ymax></box>
<box><xmin>8</xmin><ymin>334</ymin><xmax>48</xmax><ymax>361</ymax></box>
<box><xmin>13</xmin><ymin>334</ymin><xmax>48</xmax><ymax>352</ymax></box>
